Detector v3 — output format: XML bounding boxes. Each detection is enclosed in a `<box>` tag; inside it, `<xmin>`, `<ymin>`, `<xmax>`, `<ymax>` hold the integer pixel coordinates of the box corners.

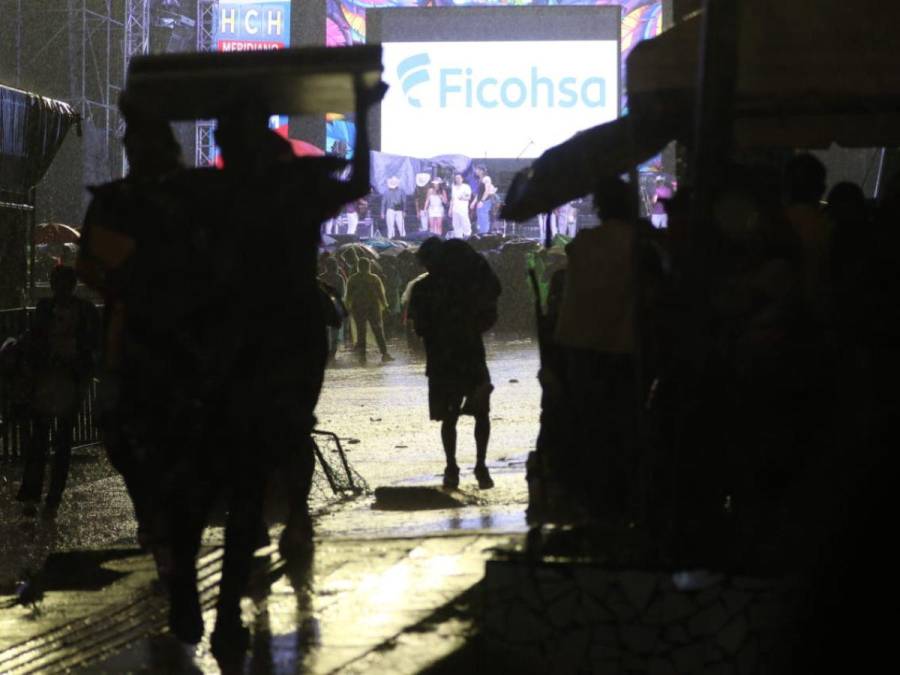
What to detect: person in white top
<box><xmin>450</xmin><ymin>173</ymin><xmax>473</xmax><ymax>238</ymax></box>
<box><xmin>537</xmin><ymin>211</ymin><xmax>557</xmax><ymax>243</ymax></box>
<box><xmin>557</xmin><ymin>201</ymin><xmax>579</xmax><ymax>237</ymax></box>
<box><xmin>426</xmin><ymin>178</ymin><xmax>447</xmax><ymax>235</ymax></box>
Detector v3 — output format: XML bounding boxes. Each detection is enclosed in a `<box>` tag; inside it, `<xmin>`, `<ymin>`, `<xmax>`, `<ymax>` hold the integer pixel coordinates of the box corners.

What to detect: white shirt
<box><xmin>451</xmin><ymin>183</ymin><xmax>472</xmax><ymax>210</ymax></box>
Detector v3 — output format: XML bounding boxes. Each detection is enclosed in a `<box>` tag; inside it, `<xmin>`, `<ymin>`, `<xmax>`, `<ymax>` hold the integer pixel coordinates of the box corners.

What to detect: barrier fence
<box><xmin>0</xmin><ymin>307</ymin><xmax>102</xmax><ymax>459</ymax></box>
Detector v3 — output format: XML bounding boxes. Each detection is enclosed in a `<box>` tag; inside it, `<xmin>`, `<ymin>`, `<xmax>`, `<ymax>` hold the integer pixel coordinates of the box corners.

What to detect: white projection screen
<box><xmin>367</xmin><ymin>6</ymin><xmax>621</xmax><ymax>160</ymax></box>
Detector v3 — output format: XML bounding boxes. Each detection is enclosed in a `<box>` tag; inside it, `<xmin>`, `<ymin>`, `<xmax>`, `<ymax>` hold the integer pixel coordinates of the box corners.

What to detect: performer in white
<box><xmin>415</xmin><ymin>172</ymin><xmax>432</xmax><ymax>232</ymax></box>
<box><xmin>556</xmin><ymin>201</ymin><xmax>579</xmax><ymax>237</ymax></box>
<box><xmin>450</xmin><ymin>173</ymin><xmax>473</xmax><ymax>238</ymax></box>
<box><xmin>537</xmin><ymin>211</ymin><xmax>557</xmax><ymax>242</ymax></box>
<box><xmin>382</xmin><ymin>175</ymin><xmax>406</xmax><ymax>239</ymax></box>
<box><xmin>345</xmin><ymin>202</ymin><xmax>358</xmax><ymax>235</ymax></box>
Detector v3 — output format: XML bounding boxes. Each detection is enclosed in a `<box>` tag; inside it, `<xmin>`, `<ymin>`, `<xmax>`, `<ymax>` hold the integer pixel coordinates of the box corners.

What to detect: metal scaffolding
<box><xmin>195</xmin><ymin>0</ymin><xmax>218</xmax><ymax>167</ymax></box>
<box><xmin>67</xmin><ymin>0</ymin><xmax>125</xmax><ymax>182</ymax></box>
<box><xmin>122</xmin><ymin>0</ymin><xmax>151</xmax><ymax>172</ymax></box>
<box><xmin>124</xmin><ymin>1</ymin><xmax>151</xmax><ymax>78</ymax></box>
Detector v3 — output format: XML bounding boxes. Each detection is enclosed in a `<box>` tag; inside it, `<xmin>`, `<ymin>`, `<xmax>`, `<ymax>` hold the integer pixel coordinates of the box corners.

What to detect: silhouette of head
<box><xmin>416</xmin><ymin>236</ymin><xmax>443</xmax><ymax>273</ymax></box>
<box><xmin>358</xmin><ymin>257</ymin><xmax>371</xmax><ymax>273</ymax></box>
<box><xmin>120</xmin><ymin>94</ymin><xmax>182</xmax><ymax>178</ymax></box>
<box><xmin>784</xmin><ymin>153</ymin><xmax>827</xmax><ymax>206</ymax></box>
<box><xmin>593</xmin><ymin>176</ymin><xmax>631</xmax><ymax>222</ymax></box>
<box><xmin>827</xmin><ymin>181</ymin><xmax>867</xmax><ymax>226</ymax></box>
<box><xmin>216</xmin><ymin>100</ymin><xmax>289</xmax><ymax>170</ymax></box>
<box><xmin>50</xmin><ymin>266</ymin><xmax>78</xmax><ymax>298</ymax></box>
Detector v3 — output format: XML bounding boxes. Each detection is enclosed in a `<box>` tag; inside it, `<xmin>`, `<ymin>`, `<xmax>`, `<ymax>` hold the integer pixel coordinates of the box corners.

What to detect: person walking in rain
<box><xmin>408</xmin><ymin>238</ymin><xmax>500</xmax><ymax>489</ymax></box>
<box><xmin>17</xmin><ymin>266</ymin><xmax>99</xmax><ymax>517</ymax></box>
<box><xmin>318</xmin><ymin>257</ymin><xmax>347</xmax><ymax>363</ymax></box>
<box><xmin>346</xmin><ymin>257</ymin><xmax>395</xmax><ymax>364</ymax></box>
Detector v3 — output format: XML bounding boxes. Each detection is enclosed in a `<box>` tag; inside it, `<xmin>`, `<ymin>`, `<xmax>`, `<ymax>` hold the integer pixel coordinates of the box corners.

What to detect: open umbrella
<box><xmin>337</xmin><ymin>242</ymin><xmax>379</xmax><ymax>261</ymax></box>
<box><xmin>288</xmin><ymin>138</ymin><xmax>325</xmax><ymax>157</ymax></box>
<box><xmin>34</xmin><ymin>223</ymin><xmax>80</xmax><ymax>245</ymax></box>
<box><xmin>214</xmin><ymin>136</ymin><xmax>325</xmax><ymax>168</ymax></box>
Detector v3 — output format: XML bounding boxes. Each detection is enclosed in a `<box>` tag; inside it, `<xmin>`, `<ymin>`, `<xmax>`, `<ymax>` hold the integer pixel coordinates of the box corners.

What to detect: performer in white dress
<box><xmin>426</xmin><ymin>178</ymin><xmax>447</xmax><ymax>235</ymax></box>
<box><xmin>450</xmin><ymin>173</ymin><xmax>473</xmax><ymax>238</ymax></box>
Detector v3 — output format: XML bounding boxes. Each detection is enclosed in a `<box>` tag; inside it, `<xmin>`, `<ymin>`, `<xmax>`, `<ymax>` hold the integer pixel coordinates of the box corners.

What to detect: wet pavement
<box><xmin>0</xmin><ymin>337</ymin><xmax>540</xmax><ymax>673</ymax></box>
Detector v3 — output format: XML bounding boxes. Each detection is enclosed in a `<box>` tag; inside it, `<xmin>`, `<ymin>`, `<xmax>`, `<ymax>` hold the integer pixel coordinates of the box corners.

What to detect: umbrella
<box><xmin>34</xmin><ymin>223</ymin><xmax>80</xmax><ymax>245</ymax></box>
<box><xmin>215</xmin><ymin>137</ymin><xmax>325</xmax><ymax>168</ymax></box>
<box><xmin>364</xmin><ymin>239</ymin><xmax>410</xmax><ymax>256</ymax></box>
<box><xmin>289</xmin><ymin>138</ymin><xmax>325</xmax><ymax>157</ymax></box>
<box><xmin>337</xmin><ymin>242</ymin><xmax>380</xmax><ymax>261</ymax></box>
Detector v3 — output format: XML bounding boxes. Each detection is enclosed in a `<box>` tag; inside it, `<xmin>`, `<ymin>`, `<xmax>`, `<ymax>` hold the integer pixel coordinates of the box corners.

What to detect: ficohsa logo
<box><xmin>396</xmin><ymin>52</ymin><xmax>607</xmax><ymax>110</ymax></box>
<box><xmin>398</xmin><ymin>53</ymin><xmax>432</xmax><ymax>108</ymax></box>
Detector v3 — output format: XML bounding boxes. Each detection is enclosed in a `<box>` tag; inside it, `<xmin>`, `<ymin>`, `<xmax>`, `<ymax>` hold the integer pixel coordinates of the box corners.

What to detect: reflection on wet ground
<box><xmin>0</xmin><ymin>339</ymin><xmax>540</xmax><ymax>672</ymax></box>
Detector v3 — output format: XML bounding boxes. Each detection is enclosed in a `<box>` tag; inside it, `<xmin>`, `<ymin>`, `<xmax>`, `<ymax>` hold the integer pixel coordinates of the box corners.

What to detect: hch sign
<box><xmin>216</xmin><ymin>0</ymin><xmax>291</xmax><ymax>51</ymax></box>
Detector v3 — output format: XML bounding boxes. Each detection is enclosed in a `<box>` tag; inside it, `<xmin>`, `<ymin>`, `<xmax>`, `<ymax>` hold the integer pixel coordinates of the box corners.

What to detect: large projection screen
<box><xmin>368</xmin><ymin>6</ymin><xmax>621</xmax><ymax>160</ymax></box>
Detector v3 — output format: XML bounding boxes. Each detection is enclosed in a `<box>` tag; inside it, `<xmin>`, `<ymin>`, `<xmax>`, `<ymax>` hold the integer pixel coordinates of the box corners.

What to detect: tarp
<box><xmin>0</xmin><ymin>84</ymin><xmax>78</xmax><ymax>199</ymax></box>
<box><xmin>369</xmin><ymin>151</ymin><xmax>471</xmax><ymax>195</ymax></box>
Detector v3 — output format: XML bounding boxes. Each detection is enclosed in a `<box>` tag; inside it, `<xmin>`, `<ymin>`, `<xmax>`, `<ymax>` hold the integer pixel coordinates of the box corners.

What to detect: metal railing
<box><xmin>0</xmin><ymin>308</ymin><xmax>102</xmax><ymax>459</ymax></box>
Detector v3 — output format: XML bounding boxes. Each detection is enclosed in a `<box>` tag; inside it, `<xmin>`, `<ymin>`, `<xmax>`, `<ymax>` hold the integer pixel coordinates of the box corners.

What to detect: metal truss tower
<box><xmin>124</xmin><ymin>1</ymin><xmax>151</xmax><ymax>82</ymax></box>
<box><xmin>67</xmin><ymin>0</ymin><xmax>125</xmax><ymax>183</ymax></box>
<box><xmin>122</xmin><ymin>0</ymin><xmax>150</xmax><ymax>172</ymax></box>
<box><xmin>195</xmin><ymin>0</ymin><xmax>218</xmax><ymax>167</ymax></box>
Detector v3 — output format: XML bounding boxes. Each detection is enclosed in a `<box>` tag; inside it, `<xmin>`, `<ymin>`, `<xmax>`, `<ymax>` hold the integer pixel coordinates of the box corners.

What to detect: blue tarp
<box><xmin>0</xmin><ymin>84</ymin><xmax>77</xmax><ymax>199</ymax></box>
<box><xmin>369</xmin><ymin>150</ymin><xmax>472</xmax><ymax>195</ymax></box>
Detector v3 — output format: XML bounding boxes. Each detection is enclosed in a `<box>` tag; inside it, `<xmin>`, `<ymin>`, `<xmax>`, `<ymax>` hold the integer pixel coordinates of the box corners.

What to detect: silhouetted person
<box><xmin>346</xmin><ymin>258</ymin><xmax>394</xmax><ymax>364</ymax></box>
<box><xmin>318</xmin><ymin>257</ymin><xmax>346</xmax><ymax>363</ymax></box>
<box><xmin>783</xmin><ymin>153</ymin><xmax>831</xmax><ymax>324</ymax></box>
<box><xmin>555</xmin><ymin>177</ymin><xmax>637</xmax><ymax>521</ymax></box>
<box><xmin>17</xmin><ymin>266</ymin><xmax>99</xmax><ymax>517</ymax></box>
<box><xmin>159</xmin><ymin>78</ymin><xmax>387</xmax><ymax>660</ymax></box>
<box><xmin>0</xmin><ymin>333</ymin><xmax>32</xmax><ymax>463</ymax></box>
<box><xmin>827</xmin><ymin>181</ymin><xmax>869</xmax><ymax>333</ymax></box>
<box><xmin>77</xmin><ymin>102</ymin><xmax>184</xmax><ymax>553</ymax></box>
<box><xmin>408</xmin><ymin>238</ymin><xmax>500</xmax><ymax>489</ymax></box>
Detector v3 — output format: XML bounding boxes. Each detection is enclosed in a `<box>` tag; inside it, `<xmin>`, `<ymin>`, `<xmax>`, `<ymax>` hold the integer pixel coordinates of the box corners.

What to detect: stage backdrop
<box><xmin>325</xmin><ymin>1</ymin><xmax>663</xmax><ymax>156</ymax></box>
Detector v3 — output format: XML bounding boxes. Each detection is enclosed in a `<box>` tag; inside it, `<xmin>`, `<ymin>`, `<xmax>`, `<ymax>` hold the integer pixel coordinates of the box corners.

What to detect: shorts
<box><xmin>428</xmin><ymin>378</ymin><xmax>493</xmax><ymax>421</ymax></box>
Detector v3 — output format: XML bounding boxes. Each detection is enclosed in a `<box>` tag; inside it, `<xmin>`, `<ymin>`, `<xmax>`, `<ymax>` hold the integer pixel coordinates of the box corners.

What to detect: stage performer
<box><xmin>538</xmin><ymin>211</ymin><xmax>558</xmax><ymax>243</ymax></box>
<box><xmin>476</xmin><ymin>175</ymin><xmax>498</xmax><ymax>235</ymax></box>
<box><xmin>344</xmin><ymin>200</ymin><xmax>359</xmax><ymax>235</ymax></box>
<box><xmin>650</xmin><ymin>176</ymin><xmax>674</xmax><ymax>229</ymax></box>
<box><xmin>427</xmin><ymin>177</ymin><xmax>447</xmax><ymax>235</ymax></box>
<box><xmin>469</xmin><ymin>165</ymin><xmax>486</xmax><ymax>218</ymax></box>
<box><xmin>382</xmin><ymin>175</ymin><xmax>406</xmax><ymax>239</ymax></box>
<box><xmin>450</xmin><ymin>173</ymin><xmax>473</xmax><ymax>238</ymax></box>
<box><xmin>558</xmin><ymin>201</ymin><xmax>579</xmax><ymax>237</ymax></box>
<box><xmin>415</xmin><ymin>172</ymin><xmax>431</xmax><ymax>233</ymax></box>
